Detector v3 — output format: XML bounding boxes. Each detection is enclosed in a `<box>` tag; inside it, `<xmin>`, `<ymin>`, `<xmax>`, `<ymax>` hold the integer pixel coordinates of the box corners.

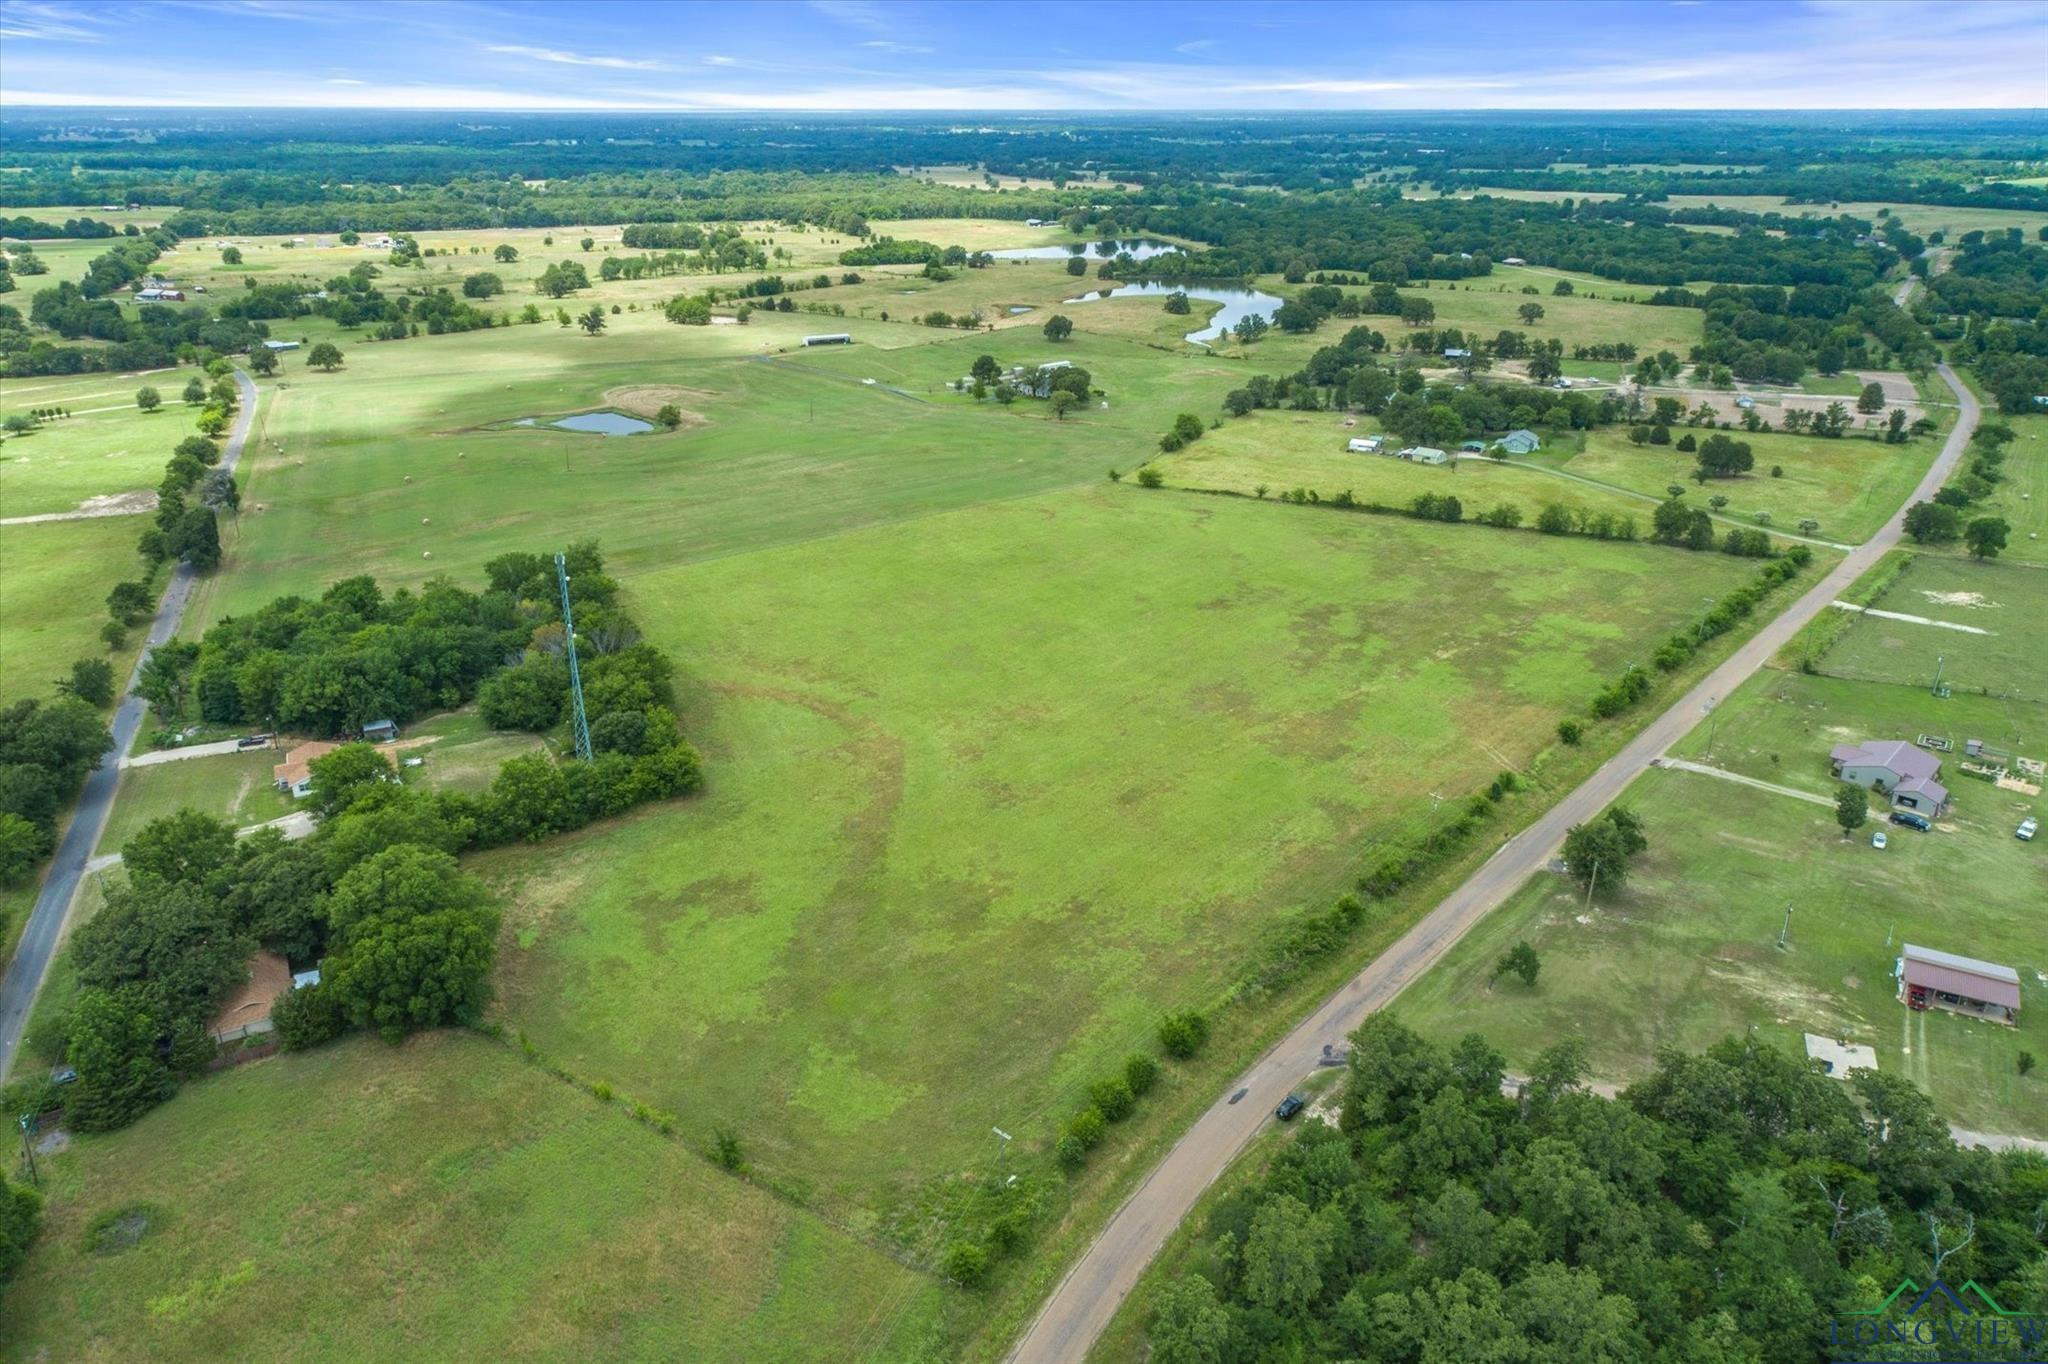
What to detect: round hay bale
<box><xmin>403</xmin><ymin>475</ymin><xmax>413</xmax><ymax>483</ymax></box>
<box><xmin>422</xmin><ymin>550</ymin><xmax>433</xmax><ymax>559</ymax></box>
<box><xmin>421</xmin><ymin>517</ymin><xmax>430</xmax><ymax>524</ymax></box>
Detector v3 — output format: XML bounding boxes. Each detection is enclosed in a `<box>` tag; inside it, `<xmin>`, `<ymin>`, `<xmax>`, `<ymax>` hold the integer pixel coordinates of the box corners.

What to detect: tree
<box><xmin>1552</xmin><ymin>279</ymin><xmax>1574</xmax><ymax>296</ymax></box>
<box><xmin>1834</xmin><ymin>782</ymin><xmax>1869</xmax><ymax>837</ymax></box>
<box><xmin>1562</xmin><ymin>807</ymin><xmax>1646</xmax><ymax>895</ymax></box>
<box><xmin>306</xmin><ymin>341</ymin><xmax>344</xmax><ymax>371</ymax></box>
<box><xmin>1696</xmin><ymin>433</ymin><xmax>1754</xmax><ymax>479</ymax></box>
<box><xmin>537</xmin><ymin>261</ymin><xmax>589</xmax><ymax>297</ymax></box>
<box><xmin>0</xmin><ymin>813</ymin><xmax>50</xmax><ymax>885</ymax></box>
<box><xmin>654</xmin><ymin>403</ymin><xmax>682</xmax><ymax>429</ymax></box>
<box><xmin>0</xmin><ymin>1168</ymin><xmax>40</xmax><ymax>1287</ymax></box>
<box><xmin>579</xmin><ymin>236</ymin><xmax>594</xmax><ymax>252</ymax></box>
<box><xmin>58</xmin><ymin>658</ymin><xmax>114</xmax><ymax>707</ymax></box>
<box><xmin>1163</xmin><ymin>290</ymin><xmax>1191</xmax><ymax>315</ymax></box>
<box><xmin>578</xmin><ymin>305</ymin><xmax>607</xmax><ymax>336</ymax></box>
<box><xmin>1043</xmin><ymin>313</ymin><xmax>1074</xmax><ymax>342</ymax></box>
<box><xmin>1064</xmin><ymin>256</ymin><xmax>1086</xmax><ymax>277</ymax></box>
<box><xmin>64</xmin><ymin>987</ymin><xmax>172</xmax><ymax>1133</ymax></box>
<box><xmin>182</xmin><ymin>377</ymin><xmax>207</xmax><ymax>406</ymax></box>
<box><xmin>1239</xmin><ymin>1193</ymin><xmax>1333</xmax><ymax>1317</ymax></box>
<box><xmin>1517</xmin><ymin>302</ymin><xmax>1545</xmax><ymax>326</ymax></box>
<box><xmin>1148</xmin><ymin>1274</ymin><xmax>1233</xmax><ymax>1364</ymax></box>
<box><xmin>1049</xmin><ymin>391</ymin><xmax>1081</xmax><ymax>421</ymax></box>
<box><xmin>494</xmin><ymin>243</ymin><xmax>519</xmax><ymax>263</ymax></box>
<box><xmin>462</xmin><ymin>271</ymin><xmax>503</xmax><ymax>298</ymax></box>
<box><xmin>106</xmin><ymin>580</ymin><xmax>153</xmax><ymax>623</ymax></box>
<box><xmin>123</xmin><ymin>809</ymin><xmax>237</xmax><ymax>886</ymax></box>
<box><xmin>172</xmin><ymin>506</ymin><xmax>221</xmax><ymax>570</ymax></box>
<box><xmin>307</xmin><ymin>742</ymin><xmax>395</xmax><ymax>819</ymax></box>
<box><xmin>1492</xmin><ymin>942</ymin><xmax>1541</xmax><ymax>988</ymax></box>
<box><xmin>322</xmin><ymin>845</ymin><xmax>500</xmax><ymax>1041</ymax></box>
<box><xmin>970</xmin><ymin>353</ymin><xmax>1001</xmax><ymax>384</ymax></box>
<box><xmin>1902</xmin><ymin>500</ymin><xmax>1961</xmax><ymax>544</ymax></box>
<box><xmin>199</xmin><ymin>466</ymin><xmax>240</xmax><ymax>512</ymax></box>
<box><xmin>135</xmin><ymin>386</ymin><xmax>161</xmax><ymax>412</ymax></box>
<box><xmin>221</xmin><ymin>246</ymin><xmax>242</xmax><ymax>265</ymax></box>
<box><xmin>1856</xmin><ymin>381</ymin><xmax>1886</xmax><ymax>414</ymax></box>
<box><xmin>1965</xmin><ymin>516</ymin><xmax>2010</xmax><ymax>560</ymax></box>
<box><xmin>247</xmin><ymin>346</ymin><xmax>278</xmax><ymax>377</ymax></box>
<box><xmin>1159</xmin><ymin>1009</ymin><xmax>1209</xmax><ymax>1058</ymax></box>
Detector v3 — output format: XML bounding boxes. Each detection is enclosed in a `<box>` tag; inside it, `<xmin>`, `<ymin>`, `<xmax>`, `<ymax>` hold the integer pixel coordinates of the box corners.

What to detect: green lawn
<box><xmin>0</xmin><ymin>1032</ymin><xmax>949</xmax><ymax>1363</ymax></box>
<box><xmin>1813</xmin><ymin>554</ymin><xmax>2048</xmax><ymax>707</ymax></box>
<box><xmin>1</xmin><ymin>365</ymin><xmax>209</xmax><ymax>517</ymax></box>
<box><xmin>97</xmin><ymin>751</ymin><xmax>294</xmax><ymax>855</ymax></box>
<box><xmin>1395</xmin><ymin>670</ymin><xmax>2048</xmax><ymax>1137</ymax></box>
<box><xmin>1966</xmin><ymin>403</ymin><xmax>2048</xmax><ymax>566</ymax></box>
<box><xmin>1561</xmin><ymin>426</ymin><xmax>1937</xmax><ymax>542</ymax></box>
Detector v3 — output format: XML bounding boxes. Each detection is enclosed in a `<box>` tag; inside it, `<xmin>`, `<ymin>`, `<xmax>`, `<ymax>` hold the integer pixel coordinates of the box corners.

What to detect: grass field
<box><xmin>0</xmin><ymin>1032</ymin><xmax>949</xmax><ymax>1363</ymax></box>
<box><xmin>1559</xmin><ymin>426</ymin><xmax>1937</xmax><ymax>542</ymax></box>
<box><xmin>0</xmin><ymin>515</ymin><xmax>146</xmax><ymax>704</ymax></box>
<box><xmin>471</xmin><ymin>483</ymin><xmax>1756</xmax><ymax>1233</ymax></box>
<box><xmin>1965</xmin><ymin>402</ymin><xmax>2048</xmax><ymax>566</ymax></box>
<box><xmin>1</xmin><ymin>365</ymin><xmax>209</xmax><ymax>516</ymax></box>
<box><xmin>1658</xmin><ymin>194</ymin><xmax>2048</xmax><ymax>242</ymax></box>
<box><xmin>1152</xmin><ymin>410</ymin><xmax>1653</xmax><ymax>525</ymax></box>
<box><xmin>1815</xmin><ymin>555</ymin><xmax>2048</xmax><ymax>707</ymax></box>
<box><xmin>97</xmin><ymin>750</ymin><xmax>294</xmax><ymax>852</ymax></box>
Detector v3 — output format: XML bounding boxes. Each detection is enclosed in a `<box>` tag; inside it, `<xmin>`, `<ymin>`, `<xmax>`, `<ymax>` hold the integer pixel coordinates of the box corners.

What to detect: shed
<box><xmin>273</xmin><ymin>740</ymin><xmax>340</xmax><ymax>798</ymax></box>
<box><xmin>1501</xmin><ymin>257</ymin><xmax>1527</xmax><ymax>266</ymax></box>
<box><xmin>801</xmin><ymin>333</ymin><xmax>852</xmax><ymax>346</ymax></box>
<box><xmin>1347</xmin><ymin>436</ymin><xmax>1384</xmax><ymax>454</ymax></box>
<box><xmin>1498</xmin><ymin>428</ymin><xmax>1542</xmax><ymax>455</ymax></box>
<box><xmin>209</xmin><ymin>950</ymin><xmax>293</xmax><ymax>1044</ymax></box>
<box><xmin>1899</xmin><ymin>945</ymin><xmax>2021</xmax><ymax>1024</ymax></box>
<box><xmin>362</xmin><ymin>718</ymin><xmax>399</xmax><ymax>743</ymax></box>
<box><xmin>1735</xmin><ymin>395</ymin><xmax>1756</xmax><ymax>410</ymax></box>
<box><xmin>263</xmin><ymin>339</ymin><xmax>300</xmax><ymax>351</ymax></box>
<box><xmin>1403</xmin><ymin>446</ymin><xmax>1449</xmax><ymax>466</ymax></box>
<box><xmin>1442</xmin><ymin>348</ymin><xmax>1472</xmax><ymax>361</ymax></box>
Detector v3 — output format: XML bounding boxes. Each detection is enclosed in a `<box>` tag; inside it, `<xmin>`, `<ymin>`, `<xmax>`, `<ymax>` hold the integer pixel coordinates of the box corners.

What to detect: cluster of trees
<box><xmin>1158</xmin><ymin>411</ymin><xmax>1208</xmax><ymax>454</ymax></box>
<box><xmin>0</xmin><ymin>1170</ymin><xmax>37</xmax><ymax>1289</ymax></box>
<box><xmin>0</xmin><ymin>214</ymin><xmax>121</xmax><ymax>239</ymax></box>
<box><xmin>1146</xmin><ymin>1016</ymin><xmax>2048</xmax><ymax>1364</ymax></box>
<box><xmin>1903</xmin><ymin>421</ymin><xmax>2016</xmax><ymax>557</ymax></box>
<box><xmin>0</xmin><ymin>694</ymin><xmax>113</xmax><ymax>885</ymax></box>
<box><xmin>1643</xmin><ymin>280</ymin><xmax>1939</xmax><ymax>385</ymax></box>
<box><xmin>536</xmin><ymin>261</ymin><xmax>590</xmax><ymax>297</ymax></box>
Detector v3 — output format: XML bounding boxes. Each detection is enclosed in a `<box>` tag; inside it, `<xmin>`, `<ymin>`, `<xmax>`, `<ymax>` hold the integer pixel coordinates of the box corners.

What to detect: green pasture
<box><xmin>1561</xmin><ymin>425</ymin><xmax>1936</xmax><ymax>542</ymax></box>
<box><xmin>1658</xmin><ymin>194</ymin><xmax>2048</xmax><ymax>242</ymax></box>
<box><xmin>0</xmin><ymin>515</ymin><xmax>144</xmax><ymax>704</ymax></box>
<box><xmin>1812</xmin><ymin>555</ymin><xmax>2048</xmax><ymax>707</ymax></box>
<box><xmin>1</xmin><ymin>365</ymin><xmax>209</xmax><ymax>517</ymax></box>
<box><xmin>1395</xmin><ymin>668</ymin><xmax>2047</xmax><ymax>1137</ymax></box>
<box><xmin>0</xmin><ymin>1031</ymin><xmax>948</xmax><ymax>1364</ymax></box>
<box><xmin>475</xmin><ymin>482</ymin><xmax>1757</xmax><ymax>1228</ymax></box>
<box><xmin>187</xmin><ymin>309</ymin><xmax>1233</xmax><ymax>625</ymax></box>
<box><xmin>1152</xmin><ymin>409</ymin><xmax>1652</xmax><ymax>524</ymax></box>
<box><xmin>1966</xmin><ymin>404</ymin><xmax>2048</xmax><ymax>566</ymax></box>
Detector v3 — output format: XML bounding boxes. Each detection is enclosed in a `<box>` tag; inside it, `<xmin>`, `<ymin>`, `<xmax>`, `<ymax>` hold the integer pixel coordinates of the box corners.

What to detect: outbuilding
<box><xmin>802</xmin><ymin>333</ymin><xmax>852</xmax><ymax>346</ymax></box>
<box><xmin>1347</xmin><ymin>436</ymin><xmax>1384</xmax><ymax>454</ymax></box>
<box><xmin>1402</xmin><ymin>446</ymin><xmax>1449</xmax><ymax>466</ymax></box>
<box><xmin>362</xmin><ymin>718</ymin><xmax>399</xmax><ymax>743</ymax></box>
<box><xmin>262</xmin><ymin>339</ymin><xmax>300</xmax><ymax>351</ymax></box>
<box><xmin>1899</xmin><ymin>945</ymin><xmax>2021</xmax><ymax>1025</ymax></box>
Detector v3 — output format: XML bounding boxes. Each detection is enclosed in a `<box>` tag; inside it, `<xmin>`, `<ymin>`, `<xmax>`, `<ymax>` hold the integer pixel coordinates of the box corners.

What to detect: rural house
<box><xmin>273</xmin><ymin>740</ymin><xmax>340</xmax><ymax>798</ymax></box>
<box><xmin>1829</xmin><ymin>739</ymin><xmax>1950</xmax><ymax>815</ymax></box>
<box><xmin>1497</xmin><ymin>429</ymin><xmax>1542</xmax><ymax>455</ymax></box>
<box><xmin>1347</xmin><ymin>436</ymin><xmax>1384</xmax><ymax>454</ymax></box>
<box><xmin>801</xmin><ymin>333</ymin><xmax>852</xmax><ymax>346</ymax></box>
<box><xmin>1400</xmin><ymin>446</ymin><xmax>1449</xmax><ymax>466</ymax></box>
<box><xmin>208</xmin><ymin>950</ymin><xmax>294</xmax><ymax>1044</ymax></box>
<box><xmin>1898</xmin><ymin>944</ymin><xmax>2021</xmax><ymax>1025</ymax></box>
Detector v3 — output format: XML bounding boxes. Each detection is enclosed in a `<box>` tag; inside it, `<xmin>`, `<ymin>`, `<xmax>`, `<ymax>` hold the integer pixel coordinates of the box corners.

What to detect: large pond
<box><xmin>516</xmin><ymin>410</ymin><xmax>655</xmax><ymax>436</ymax></box>
<box><xmin>1060</xmin><ymin>281</ymin><xmax>1283</xmax><ymax>346</ymax></box>
<box><xmin>990</xmin><ymin>237</ymin><xmax>1183</xmax><ymax>262</ymax></box>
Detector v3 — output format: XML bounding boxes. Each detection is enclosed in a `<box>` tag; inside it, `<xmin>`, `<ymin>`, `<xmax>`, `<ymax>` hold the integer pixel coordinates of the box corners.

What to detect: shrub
<box><xmin>1055</xmin><ymin>1133</ymin><xmax>1087</xmax><ymax>1172</ymax></box>
<box><xmin>1090</xmin><ymin>1076</ymin><xmax>1135</xmax><ymax>1122</ymax></box>
<box><xmin>1158</xmin><ymin>1009</ymin><xmax>1210</xmax><ymax>1059</ymax></box>
<box><xmin>1136</xmin><ymin>466</ymin><xmax>1164</xmax><ymax>488</ymax></box>
<box><xmin>1557</xmin><ymin>719</ymin><xmax>1583</xmax><ymax>745</ymax></box>
<box><xmin>942</xmin><ymin>1241</ymin><xmax>990</xmax><ymax>1287</ymax></box>
<box><xmin>270</xmin><ymin>983</ymin><xmax>343</xmax><ymax>1051</ymax></box>
<box><xmin>1123</xmin><ymin>1052</ymin><xmax>1160</xmax><ymax>1096</ymax></box>
<box><xmin>1067</xmin><ymin>1106</ymin><xmax>1107</xmax><ymax>1149</ymax></box>
<box><xmin>713</xmin><ymin>1127</ymin><xmax>745</xmax><ymax>1170</ymax></box>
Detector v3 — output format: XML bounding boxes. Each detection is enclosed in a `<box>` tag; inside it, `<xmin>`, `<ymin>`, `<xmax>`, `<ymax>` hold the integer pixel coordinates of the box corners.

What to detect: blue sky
<box><xmin>1</xmin><ymin>0</ymin><xmax>2042</xmax><ymax>110</ymax></box>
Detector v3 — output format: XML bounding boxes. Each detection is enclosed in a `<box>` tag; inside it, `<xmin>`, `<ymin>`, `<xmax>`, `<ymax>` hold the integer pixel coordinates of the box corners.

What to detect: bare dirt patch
<box><xmin>0</xmin><ymin>489</ymin><xmax>158</xmax><ymax>526</ymax></box>
<box><xmin>603</xmin><ymin>385</ymin><xmax>713</xmax><ymax>427</ymax></box>
<box><xmin>1920</xmin><ymin>590</ymin><xmax>1997</xmax><ymax>609</ymax></box>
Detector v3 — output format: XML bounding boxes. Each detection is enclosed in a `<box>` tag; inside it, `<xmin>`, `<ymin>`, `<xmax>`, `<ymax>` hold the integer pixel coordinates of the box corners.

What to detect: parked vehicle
<box><xmin>1889</xmin><ymin>811</ymin><xmax>1932</xmax><ymax>832</ymax></box>
<box><xmin>1274</xmin><ymin>1093</ymin><xmax>1306</xmax><ymax>1121</ymax></box>
<box><xmin>1871</xmin><ymin>830</ymin><xmax>1887</xmax><ymax>849</ymax></box>
<box><xmin>2019</xmin><ymin>817</ymin><xmax>2038</xmax><ymax>841</ymax></box>
<box><xmin>236</xmin><ymin>733</ymin><xmax>274</xmax><ymax>749</ymax></box>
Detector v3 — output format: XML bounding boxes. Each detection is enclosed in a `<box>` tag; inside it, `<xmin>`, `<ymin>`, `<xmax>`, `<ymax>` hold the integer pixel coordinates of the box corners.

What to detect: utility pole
<box><xmin>1777</xmin><ymin>903</ymin><xmax>1794</xmax><ymax>951</ymax></box>
<box><xmin>1704</xmin><ymin>696</ymin><xmax>1718</xmax><ymax>760</ymax></box>
<box><xmin>17</xmin><ymin>1113</ymin><xmax>38</xmax><ymax>1188</ymax></box>
<box><xmin>1582</xmin><ymin>858</ymin><xmax>1600</xmax><ymax>912</ymax></box>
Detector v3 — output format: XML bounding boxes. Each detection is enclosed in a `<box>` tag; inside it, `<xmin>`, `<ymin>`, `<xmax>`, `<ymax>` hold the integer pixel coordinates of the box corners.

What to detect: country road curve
<box><xmin>1007</xmin><ymin>362</ymin><xmax>1979</xmax><ymax>1364</ymax></box>
<box><xmin>0</xmin><ymin>369</ymin><xmax>260</xmax><ymax>1082</ymax></box>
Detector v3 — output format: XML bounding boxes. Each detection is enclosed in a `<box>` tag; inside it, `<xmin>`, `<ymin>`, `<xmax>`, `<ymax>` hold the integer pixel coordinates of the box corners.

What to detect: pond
<box><xmin>516</xmin><ymin>410</ymin><xmax>655</xmax><ymax>436</ymax></box>
<box><xmin>1060</xmin><ymin>281</ymin><xmax>1284</xmax><ymax>346</ymax></box>
<box><xmin>989</xmin><ymin>237</ymin><xmax>1184</xmax><ymax>262</ymax></box>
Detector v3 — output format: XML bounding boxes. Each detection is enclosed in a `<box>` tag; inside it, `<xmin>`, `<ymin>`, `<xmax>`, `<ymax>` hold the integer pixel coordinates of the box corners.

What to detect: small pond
<box><xmin>990</xmin><ymin>237</ymin><xmax>1184</xmax><ymax>262</ymax></box>
<box><xmin>516</xmin><ymin>410</ymin><xmax>655</xmax><ymax>436</ymax></box>
<box><xmin>1060</xmin><ymin>281</ymin><xmax>1283</xmax><ymax>346</ymax></box>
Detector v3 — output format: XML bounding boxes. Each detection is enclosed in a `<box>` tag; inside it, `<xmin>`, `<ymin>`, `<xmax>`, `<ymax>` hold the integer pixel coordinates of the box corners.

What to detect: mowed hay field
<box><xmin>0</xmin><ymin>515</ymin><xmax>145</xmax><ymax>704</ymax></box>
<box><xmin>476</xmin><ymin>484</ymin><xmax>1759</xmax><ymax>1225</ymax></box>
<box><xmin>0</xmin><ymin>1032</ymin><xmax>946</xmax><ymax>1364</ymax></box>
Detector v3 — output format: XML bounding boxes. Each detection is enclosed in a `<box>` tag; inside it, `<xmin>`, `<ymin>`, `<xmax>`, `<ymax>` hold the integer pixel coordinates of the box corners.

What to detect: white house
<box><xmin>1401</xmin><ymin>446</ymin><xmax>1450</xmax><ymax>465</ymax></box>
<box><xmin>801</xmin><ymin>333</ymin><xmax>852</xmax><ymax>347</ymax></box>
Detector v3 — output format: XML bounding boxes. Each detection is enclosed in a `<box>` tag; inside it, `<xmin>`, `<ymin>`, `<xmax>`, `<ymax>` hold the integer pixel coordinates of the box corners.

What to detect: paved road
<box><xmin>1008</xmin><ymin>364</ymin><xmax>1979</xmax><ymax>1364</ymax></box>
<box><xmin>0</xmin><ymin>370</ymin><xmax>259</xmax><ymax>1083</ymax></box>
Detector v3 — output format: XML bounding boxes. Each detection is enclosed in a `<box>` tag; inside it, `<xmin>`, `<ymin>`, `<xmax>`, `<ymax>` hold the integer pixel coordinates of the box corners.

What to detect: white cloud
<box><xmin>485</xmin><ymin>43</ymin><xmax>663</xmax><ymax>70</ymax></box>
<box><xmin>862</xmin><ymin>39</ymin><xmax>935</xmax><ymax>54</ymax></box>
<box><xmin>0</xmin><ymin>2</ymin><xmax>106</xmax><ymax>41</ymax></box>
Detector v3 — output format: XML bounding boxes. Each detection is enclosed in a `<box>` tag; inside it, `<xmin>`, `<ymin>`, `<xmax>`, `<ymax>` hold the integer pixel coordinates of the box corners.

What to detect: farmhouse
<box><xmin>273</xmin><ymin>740</ymin><xmax>340</xmax><ymax>798</ymax></box>
<box><xmin>362</xmin><ymin>718</ymin><xmax>400</xmax><ymax>743</ymax></box>
<box><xmin>802</xmin><ymin>333</ymin><xmax>852</xmax><ymax>346</ymax></box>
<box><xmin>1443</xmin><ymin>348</ymin><xmax>1472</xmax><ymax>361</ymax></box>
<box><xmin>1829</xmin><ymin>739</ymin><xmax>1949</xmax><ymax>815</ymax></box>
<box><xmin>1347</xmin><ymin>436</ymin><xmax>1384</xmax><ymax>454</ymax></box>
<box><xmin>1497</xmin><ymin>428</ymin><xmax>1542</xmax><ymax>455</ymax></box>
<box><xmin>208</xmin><ymin>950</ymin><xmax>294</xmax><ymax>1044</ymax></box>
<box><xmin>1898</xmin><ymin>944</ymin><xmax>2021</xmax><ymax>1025</ymax></box>
<box><xmin>134</xmin><ymin>287</ymin><xmax>185</xmax><ymax>303</ymax></box>
<box><xmin>1022</xmin><ymin>360</ymin><xmax>1074</xmax><ymax>398</ymax></box>
<box><xmin>1401</xmin><ymin>446</ymin><xmax>1450</xmax><ymax>466</ymax></box>
<box><xmin>1025</xmin><ymin>218</ymin><xmax>1048</xmax><ymax>227</ymax></box>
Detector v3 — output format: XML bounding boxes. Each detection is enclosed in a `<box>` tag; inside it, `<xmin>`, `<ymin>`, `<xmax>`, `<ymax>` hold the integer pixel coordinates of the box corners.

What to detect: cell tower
<box><xmin>555</xmin><ymin>552</ymin><xmax>593</xmax><ymax>761</ymax></box>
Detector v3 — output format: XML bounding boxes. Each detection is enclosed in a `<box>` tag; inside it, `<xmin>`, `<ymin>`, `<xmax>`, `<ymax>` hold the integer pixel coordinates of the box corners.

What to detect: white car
<box><xmin>2019</xmin><ymin>818</ymin><xmax>2038</xmax><ymax>842</ymax></box>
<box><xmin>1871</xmin><ymin>830</ymin><xmax>1887</xmax><ymax>850</ymax></box>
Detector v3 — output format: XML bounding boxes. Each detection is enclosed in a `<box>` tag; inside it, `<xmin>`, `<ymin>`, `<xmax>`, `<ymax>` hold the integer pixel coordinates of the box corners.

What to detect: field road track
<box><xmin>0</xmin><ymin>369</ymin><xmax>259</xmax><ymax>1083</ymax></box>
<box><xmin>1007</xmin><ymin>363</ymin><xmax>1979</xmax><ymax>1364</ymax></box>
<box><xmin>1653</xmin><ymin>758</ymin><xmax>1835</xmax><ymax>808</ymax></box>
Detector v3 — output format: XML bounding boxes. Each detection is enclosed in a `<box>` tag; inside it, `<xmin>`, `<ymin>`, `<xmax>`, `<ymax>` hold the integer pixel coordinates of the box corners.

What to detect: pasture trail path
<box><xmin>1654</xmin><ymin>757</ymin><xmax>1833</xmax><ymax>807</ymax></box>
<box><xmin>1007</xmin><ymin>362</ymin><xmax>1981</xmax><ymax>1364</ymax></box>
<box><xmin>0</xmin><ymin>370</ymin><xmax>260</xmax><ymax>1082</ymax></box>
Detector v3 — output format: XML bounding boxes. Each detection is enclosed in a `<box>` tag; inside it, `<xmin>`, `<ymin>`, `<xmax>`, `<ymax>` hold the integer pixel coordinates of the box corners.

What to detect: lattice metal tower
<box><xmin>555</xmin><ymin>552</ymin><xmax>593</xmax><ymax>761</ymax></box>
